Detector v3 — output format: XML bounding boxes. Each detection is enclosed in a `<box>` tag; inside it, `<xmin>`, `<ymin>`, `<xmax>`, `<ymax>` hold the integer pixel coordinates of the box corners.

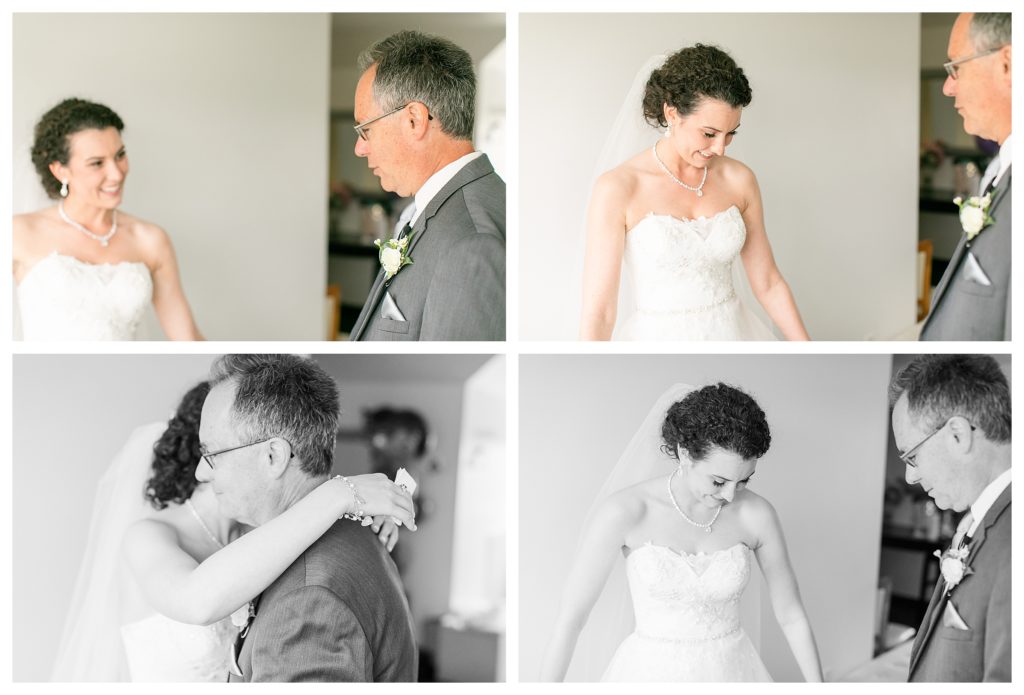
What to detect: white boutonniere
<box><xmin>373</xmin><ymin>234</ymin><xmax>414</xmax><ymax>281</ymax></box>
<box><xmin>952</xmin><ymin>193</ymin><xmax>995</xmax><ymax>242</ymax></box>
<box><xmin>933</xmin><ymin>546</ymin><xmax>973</xmax><ymax>593</ymax></box>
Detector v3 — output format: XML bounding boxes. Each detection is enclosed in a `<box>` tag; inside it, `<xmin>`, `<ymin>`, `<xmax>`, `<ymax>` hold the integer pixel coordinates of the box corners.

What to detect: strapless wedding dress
<box><xmin>17</xmin><ymin>251</ymin><xmax>152</xmax><ymax>341</ymax></box>
<box><xmin>120</xmin><ymin>613</ymin><xmax>237</xmax><ymax>682</ymax></box>
<box><xmin>602</xmin><ymin>543</ymin><xmax>772</xmax><ymax>682</ymax></box>
<box><xmin>616</xmin><ymin>206</ymin><xmax>776</xmax><ymax>341</ymax></box>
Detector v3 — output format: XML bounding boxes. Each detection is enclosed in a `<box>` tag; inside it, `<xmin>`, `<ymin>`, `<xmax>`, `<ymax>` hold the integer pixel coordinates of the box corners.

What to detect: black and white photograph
<box><xmin>12</xmin><ymin>12</ymin><xmax>506</xmax><ymax>340</ymax></box>
<box><xmin>518</xmin><ymin>12</ymin><xmax>1011</xmax><ymax>341</ymax></box>
<box><xmin>13</xmin><ymin>354</ymin><xmax>506</xmax><ymax>682</ymax></box>
<box><xmin>519</xmin><ymin>353</ymin><xmax>1010</xmax><ymax>682</ymax></box>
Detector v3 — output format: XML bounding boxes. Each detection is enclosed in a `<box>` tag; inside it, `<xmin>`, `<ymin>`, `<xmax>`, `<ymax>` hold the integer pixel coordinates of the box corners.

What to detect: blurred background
<box><xmin>12</xmin><ymin>13</ymin><xmax>505</xmax><ymax>340</ymax></box>
<box><xmin>13</xmin><ymin>354</ymin><xmax>506</xmax><ymax>682</ymax></box>
<box><xmin>518</xmin><ymin>353</ymin><xmax>1009</xmax><ymax>682</ymax></box>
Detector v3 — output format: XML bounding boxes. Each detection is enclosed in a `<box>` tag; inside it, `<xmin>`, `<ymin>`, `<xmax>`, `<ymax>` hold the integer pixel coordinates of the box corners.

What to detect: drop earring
<box><xmin>60</xmin><ymin>179</ymin><xmax>69</xmax><ymax>198</ymax></box>
<box><xmin>664</xmin><ymin>125</ymin><xmax>672</xmax><ymax>138</ymax></box>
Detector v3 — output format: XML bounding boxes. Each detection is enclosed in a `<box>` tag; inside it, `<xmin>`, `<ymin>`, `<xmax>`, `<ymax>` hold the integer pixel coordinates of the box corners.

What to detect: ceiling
<box><xmin>331</xmin><ymin>13</ymin><xmax>505</xmax><ymax>68</ymax></box>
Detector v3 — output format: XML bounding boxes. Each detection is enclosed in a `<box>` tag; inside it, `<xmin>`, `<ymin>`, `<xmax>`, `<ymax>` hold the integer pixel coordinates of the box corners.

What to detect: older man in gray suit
<box><xmin>350</xmin><ymin>31</ymin><xmax>505</xmax><ymax>341</ymax></box>
<box><xmin>889</xmin><ymin>355</ymin><xmax>1010</xmax><ymax>682</ymax></box>
<box><xmin>921</xmin><ymin>13</ymin><xmax>1011</xmax><ymax>341</ymax></box>
<box><xmin>197</xmin><ymin>355</ymin><xmax>418</xmax><ymax>682</ymax></box>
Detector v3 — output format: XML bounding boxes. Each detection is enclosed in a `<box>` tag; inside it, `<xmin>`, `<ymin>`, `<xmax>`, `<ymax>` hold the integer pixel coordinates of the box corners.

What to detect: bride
<box><xmin>540</xmin><ymin>384</ymin><xmax>822</xmax><ymax>681</ymax></box>
<box><xmin>51</xmin><ymin>381</ymin><xmax>415</xmax><ymax>681</ymax></box>
<box><xmin>580</xmin><ymin>45</ymin><xmax>810</xmax><ymax>341</ymax></box>
<box><xmin>13</xmin><ymin>98</ymin><xmax>202</xmax><ymax>341</ymax></box>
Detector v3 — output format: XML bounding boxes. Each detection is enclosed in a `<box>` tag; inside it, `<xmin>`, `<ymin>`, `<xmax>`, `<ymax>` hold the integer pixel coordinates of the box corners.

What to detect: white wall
<box><xmin>13</xmin><ymin>14</ymin><xmax>331</xmax><ymax>339</ymax></box>
<box><xmin>519</xmin><ymin>355</ymin><xmax>891</xmax><ymax>681</ymax></box>
<box><xmin>519</xmin><ymin>13</ymin><xmax>920</xmax><ymax>340</ymax></box>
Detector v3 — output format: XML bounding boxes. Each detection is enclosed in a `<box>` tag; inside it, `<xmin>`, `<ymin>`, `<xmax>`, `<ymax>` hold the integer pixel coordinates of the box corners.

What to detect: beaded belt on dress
<box><xmin>637</xmin><ymin>291</ymin><xmax>737</xmax><ymax>316</ymax></box>
<box><xmin>634</xmin><ymin>625</ymin><xmax>741</xmax><ymax>643</ymax></box>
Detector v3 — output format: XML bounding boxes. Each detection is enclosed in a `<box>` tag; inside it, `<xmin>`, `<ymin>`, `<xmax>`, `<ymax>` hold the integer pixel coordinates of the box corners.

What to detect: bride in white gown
<box><xmin>540</xmin><ymin>384</ymin><xmax>822</xmax><ymax>682</ymax></box>
<box><xmin>13</xmin><ymin>98</ymin><xmax>202</xmax><ymax>341</ymax></box>
<box><xmin>580</xmin><ymin>45</ymin><xmax>809</xmax><ymax>341</ymax></box>
<box><xmin>52</xmin><ymin>381</ymin><xmax>415</xmax><ymax>681</ymax></box>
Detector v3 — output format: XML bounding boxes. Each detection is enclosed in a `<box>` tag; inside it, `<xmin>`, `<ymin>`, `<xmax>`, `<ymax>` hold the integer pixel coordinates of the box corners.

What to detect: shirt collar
<box><xmin>411</xmin><ymin>151</ymin><xmax>483</xmax><ymax>226</ymax></box>
<box><xmin>993</xmin><ymin>134</ymin><xmax>1012</xmax><ymax>187</ymax></box>
<box><xmin>968</xmin><ymin>467</ymin><xmax>1011</xmax><ymax>536</ymax></box>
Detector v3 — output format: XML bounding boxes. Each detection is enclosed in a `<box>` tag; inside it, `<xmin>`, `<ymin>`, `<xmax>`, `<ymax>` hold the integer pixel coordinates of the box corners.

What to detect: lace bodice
<box><xmin>626</xmin><ymin>542</ymin><xmax>750</xmax><ymax>641</ymax></box>
<box><xmin>120</xmin><ymin>613</ymin><xmax>237</xmax><ymax>682</ymax></box>
<box><xmin>17</xmin><ymin>252</ymin><xmax>152</xmax><ymax>341</ymax></box>
<box><xmin>624</xmin><ymin>206</ymin><xmax>745</xmax><ymax>315</ymax></box>
<box><xmin>615</xmin><ymin>206</ymin><xmax>775</xmax><ymax>340</ymax></box>
<box><xmin>602</xmin><ymin>542</ymin><xmax>771</xmax><ymax>681</ymax></box>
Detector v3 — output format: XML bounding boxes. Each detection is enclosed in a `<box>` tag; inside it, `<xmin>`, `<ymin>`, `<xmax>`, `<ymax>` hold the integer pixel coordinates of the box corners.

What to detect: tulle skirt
<box><xmin>616</xmin><ymin>296</ymin><xmax>777</xmax><ymax>341</ymax></box>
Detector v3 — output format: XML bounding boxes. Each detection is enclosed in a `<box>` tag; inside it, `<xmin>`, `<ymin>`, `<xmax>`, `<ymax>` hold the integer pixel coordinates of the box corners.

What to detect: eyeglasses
<box><xmin>898</xmin><ymin>417</ymin><xmax>976</xmax><ymax>468</ymax></box>
<box><xmin>353</xmin><ymin>103</ymin><xmax>433</xmax><ymax>141</ymax></box>
<box><xmin>201</xmin><ymin>437</ymin><xmax>294</xmax><ymax>469</ymax></box>
<box><xmin>944</xmin><ymin>46</ymin><xmax>1004</xmax><ymax>79</ymax></box>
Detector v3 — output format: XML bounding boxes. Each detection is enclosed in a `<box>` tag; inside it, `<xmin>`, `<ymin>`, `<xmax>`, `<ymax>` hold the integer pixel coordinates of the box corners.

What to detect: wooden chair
<box><xmin>325</xmin><ymin>284</ymin><xmax>341</xmax><ymax>340</ymax></box>
<box><xmin>916</xmin><ymin>240</ymin><xmax>934</xmax><ymax>322</ymax></box>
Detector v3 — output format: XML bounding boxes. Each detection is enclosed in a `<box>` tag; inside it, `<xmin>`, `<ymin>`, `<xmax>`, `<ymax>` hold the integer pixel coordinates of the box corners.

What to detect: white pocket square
<box><xmin>941</xmin><ymin>600</ymin><xmax>970</xmax><ymax>630</ymax></box>
<box><xmin>380</xmin><ymin>291</ymin><xmax>407</xmax><ymax>322</ymax></box>
<box><xmin>962</xmin><ymin>252</ymin><xmax>992</xmax><ymax>287</ymax></box>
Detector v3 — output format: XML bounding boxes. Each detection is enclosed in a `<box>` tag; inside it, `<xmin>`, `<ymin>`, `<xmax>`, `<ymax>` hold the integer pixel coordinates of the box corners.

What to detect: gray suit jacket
<box><xmin>908</xmin><ymin>485</ymin><xmax>1010</xmax><ymax>682</ymax></box>
<box><xmin>920</xmin><ymin>167</ymin><xmax>1011</xmax><ymax>341</ymax></box>
<box><xmin>350</xmin><ymin>154</ymin><xmax>505</xmax><ymax>341</ymax></box>
<box><xmin>227</xmin><ymin>521</ymin><xmax>417</xmax><ymax>682</ymax></box>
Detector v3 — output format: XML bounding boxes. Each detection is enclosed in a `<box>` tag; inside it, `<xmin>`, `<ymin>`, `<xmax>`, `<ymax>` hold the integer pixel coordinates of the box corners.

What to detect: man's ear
<box><xmin>948</xmin><ymin>416</ymin><xmax>975</xmax><ymax>454</ymax></box>
<box><xmin>265</xmin><ymin>438</ymin><xmax>294</xmax><ymax>480</ymax></box>
<box><xmin>406</xmin><ymin>102</ymin><xmax>432</xmax><ymax>141</ymax></box>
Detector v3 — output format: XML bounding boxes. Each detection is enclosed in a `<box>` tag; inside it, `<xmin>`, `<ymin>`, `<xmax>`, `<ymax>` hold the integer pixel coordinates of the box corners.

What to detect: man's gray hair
<box><xmin>888</xmin><ymin>354</ymin><xmax>1011</xmax><ymax>443</ymax></box>
<box><xmin>209</xmin><ymin>355</ymin><xmax>340</xmax><ymax>477</ymax></box>
<box><xmin>970</xmin><ymin>13</ymin><xmax>1011</xmax><ymax>52</ymax></box>
<box><xmin>358</xmin><ymin>30</ymin><xmax>476</xmax><ymax>141</ymax></box>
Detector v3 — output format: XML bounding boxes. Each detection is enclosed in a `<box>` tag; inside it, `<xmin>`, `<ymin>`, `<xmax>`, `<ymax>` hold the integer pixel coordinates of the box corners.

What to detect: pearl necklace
<box><xmin>58</xmin><ymin>200</ymin><xmax>118</xmax><ymax>247</ymax></box>
<box><xmin>186</xmin><ymin>499</ymin><xmax>225</xmax><ymax>549</ymax></box>
<box><xmin>652</xmin><ymin>142</ymin><xmax>707</xmax><ymax>197</ymax></box>
<box><xmin>667</xmin><ymin>467</ymin><xmax>721</xmax><ymax>534</ymax></box>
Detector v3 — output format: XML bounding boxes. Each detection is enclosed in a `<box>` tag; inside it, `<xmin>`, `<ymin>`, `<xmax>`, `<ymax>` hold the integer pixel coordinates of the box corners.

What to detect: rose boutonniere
<box><xmin>933</xmin><ymin>546</ymin><xmax>973</xmax><ymax>593</ymax></box>
<box><xmin>373</xmin><ymin>234</ymin><xmax>414</xmax><ymax>281</ymax></box>
<box><xmin>952</xmin><ymin>193</ymin><xmax>995</xmax><ymax>242</ymax></box>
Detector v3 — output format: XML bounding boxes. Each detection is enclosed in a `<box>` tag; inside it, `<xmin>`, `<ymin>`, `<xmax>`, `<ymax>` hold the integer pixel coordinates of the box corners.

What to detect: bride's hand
<box><xmin>370</xmin><ymin>517</ymin><xmax>401</xmax><ymax>552</ymax></box>
<box><xmin>330</xmin><ymin>474</ymin><xmax>417</xmax><ymax>530</ymax></box>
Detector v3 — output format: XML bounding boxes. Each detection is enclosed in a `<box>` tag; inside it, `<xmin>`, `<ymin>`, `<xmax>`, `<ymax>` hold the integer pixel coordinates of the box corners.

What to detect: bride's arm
<box><xmin>142</xmin><ymin>224</ymin><xmax>204</xmax><ymax>341</ymax></box>
<box><xmin>580</xmin><ymin>173</ymin><xmax>630</xmax><ymax>340</ymax></box>
<box><xmin>748</xmin><ymin>495</ymin><xmax>823</xmax><ymax>682</ymax></box>
<box><xmin>122</xmin><ymin>474</ymin><xmax>415</xmax><ymax>626</ymax></box>
<box><xmin>539</xmin><ymin>492</ymin><xmax>637</xmax><ymax>681</ymax></box>
<box><xmin>737</xmin><ymin>168</ymin><xmax>810</xmax><ymax>341</ymax></box>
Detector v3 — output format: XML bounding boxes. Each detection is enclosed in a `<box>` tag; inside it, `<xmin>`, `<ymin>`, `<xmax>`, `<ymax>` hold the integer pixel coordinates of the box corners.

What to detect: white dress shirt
<box><xmin>981</xmin><ymin>134</ymin><xmax>1012</xmax><ymax>192</ymax></box>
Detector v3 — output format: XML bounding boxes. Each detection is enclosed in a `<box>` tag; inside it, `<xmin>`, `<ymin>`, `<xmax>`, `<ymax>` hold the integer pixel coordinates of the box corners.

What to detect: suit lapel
<box><xmin>909</xmin><ymin>485</ymin><xmax>1011</xmax><ymax>677</ymax></box>
<box><xmin>403</xmin><ymin>154</ymin><xmax>495</xmax><ymax>260</ymax></box>
<box><xmin>910</xmin><ymin>575</ymin><xmax>947</xmax><ymax>675</ymax></box>
<box><xmin>923</xmin><ymin>168</ymin><xmax>1010</xmax><ymax>328</ymax></box>
<box><xmin>350</xmin><ymin>155</ymin><xmax>495</xmax><ymax>341</ymax></box>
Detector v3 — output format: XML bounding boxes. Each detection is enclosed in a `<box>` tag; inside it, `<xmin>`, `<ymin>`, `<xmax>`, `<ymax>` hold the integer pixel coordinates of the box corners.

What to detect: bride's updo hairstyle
<box><xmin>661</xmin><ymin>383</ymin><xmax>770</xmax><ymax>462</ymax></box>
<box><xmin>30</xmin><ymin>98</ymin><xmax>125</xmax><ymax>199</ymax></box>
<box><xmin>145</xmin><ymin>381</ymin><xmax>211</xmax><ymax>509</ymax></box>
<box><xmin>642</xmin><ymin>44</ymin><xmax>752</xmax><ymax>128</ymax></box>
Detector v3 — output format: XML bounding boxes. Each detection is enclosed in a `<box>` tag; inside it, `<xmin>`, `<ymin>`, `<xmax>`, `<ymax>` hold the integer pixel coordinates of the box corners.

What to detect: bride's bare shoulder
<box><xmin>715</xmin><ymin>156</ymin><xmax>758</xmax><ymax>189</ymax></box>
<box><xmin>13</xmin><ymin>208</ymin><xmax>53</xmax><ymax>237</ymax></box>
<box><xmin>594</xmin><ymin>151</ymin><xmax>652</xmax><ymax>200</ymax></box>
<box><xmin>599</xmin><ymin>475</ymin><xmax>664</xmax><ymax>522</ymax></box>
<box><xmin>123</xmin><ymin>508</ymin><xmax>184</xmax><ymax>552</ymax></box>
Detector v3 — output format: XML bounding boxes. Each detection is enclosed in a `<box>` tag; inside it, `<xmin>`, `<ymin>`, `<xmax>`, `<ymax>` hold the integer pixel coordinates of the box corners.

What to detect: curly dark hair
<box><xmin>145</xmin><ymin>381</ymin><xmax>211</xmax><ymax>509</ymax></box>
<box><xmin>642</xmin><ymin>44</ymin><xmax>752</xmax><ymax>128</ymax></box>
<box><xmin>30</xmin><ymin>98</ymin><xmax>125</xmax><ymax>200</ymax></box>
<box><xmin>661</xmin><ymin>383</ymin><xmax>770</xmax><ymax>462</ymax></box>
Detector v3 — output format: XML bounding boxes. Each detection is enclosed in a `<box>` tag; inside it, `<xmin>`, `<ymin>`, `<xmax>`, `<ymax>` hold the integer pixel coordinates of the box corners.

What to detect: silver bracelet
<box><xmin>336</xmin><ymin>475</ymin><xmax>366</xmax><ymax>520</ymax></box>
